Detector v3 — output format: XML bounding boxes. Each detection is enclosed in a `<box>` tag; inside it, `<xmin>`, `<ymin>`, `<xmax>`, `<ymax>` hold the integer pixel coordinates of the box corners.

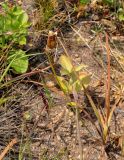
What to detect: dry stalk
<box><xmin>105</xmin><ymin>33</ymin><xmax>111</xmax><ymax>121</ymax></box>
<box><xmin>73</xmin><ymin>91</ymin><xmax>83</xmax><ymax>160</ymax></box>
<box><xmin>0</xmin><ymin>138</ymin><xmax>17</xmax><ymax>160</ymax></box>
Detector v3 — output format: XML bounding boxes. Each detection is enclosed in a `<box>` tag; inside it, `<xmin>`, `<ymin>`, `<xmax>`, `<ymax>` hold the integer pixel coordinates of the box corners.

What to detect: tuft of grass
<box><xmin>33</xmin><ymin>0</ymin><xmax>57</xmax><ymax>30</ymax></box>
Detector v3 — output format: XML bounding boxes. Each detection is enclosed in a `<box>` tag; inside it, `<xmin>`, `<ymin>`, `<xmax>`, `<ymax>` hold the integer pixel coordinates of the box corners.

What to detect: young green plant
<box><xmin>57</xmin><ymin>54</ymin><xmax>91</xmax><ymax>160</ymax></box>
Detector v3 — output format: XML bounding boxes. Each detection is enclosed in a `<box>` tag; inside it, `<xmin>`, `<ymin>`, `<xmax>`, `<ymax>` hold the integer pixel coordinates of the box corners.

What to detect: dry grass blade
<box><xmin>71</xmin><ymin>25</ymin><xmax>92</xmax><ymax>50</ymax></box>
<box><xmin>85</xmin><ymin>92</ymin><xmax>105</xmax><ymax>128</ymax></box>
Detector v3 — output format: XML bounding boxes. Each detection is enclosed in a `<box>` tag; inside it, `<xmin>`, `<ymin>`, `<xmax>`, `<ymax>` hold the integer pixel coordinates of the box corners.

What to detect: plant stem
<box><xmin>105</xmin><ymin>33</ymin><xmax>111</xmax><ymax>121</ymax></box>
<box><xmin>73</xmin><ymin>91</ymin><xmax>83</xmax><ymax>160</ymax></box>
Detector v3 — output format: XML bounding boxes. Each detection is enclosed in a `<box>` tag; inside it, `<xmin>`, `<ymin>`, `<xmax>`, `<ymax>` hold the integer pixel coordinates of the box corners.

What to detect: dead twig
<box><xmin>0</xmin><ymin>138</ymin><xmax>17</xmax><ymax>160</ymax></box>
<box><xmin>0</xmin><ymin>65</ymin><xmax>52</xmax><ymax>89</ymax></box>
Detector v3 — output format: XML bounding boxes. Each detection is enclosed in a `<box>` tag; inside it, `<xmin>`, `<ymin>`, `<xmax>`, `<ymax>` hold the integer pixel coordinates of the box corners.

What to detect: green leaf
<box><xmin>0</xmin><ymin>96</ymin><xmax>14</xmax><ymax>105</ymax></box>
<box><xmin>67</xmin><ymin>102</ymin><xmax>77</xmax><ymax>107</ymax></box>
<box><xmin>75</xmin><ymin>81</ymin><xmax>82</xmax><ymax>92</ymax></box>
<box><xmin>67</xmin><ymin>82</ymin><xmax>73</xmax><ymax>92</ymax></box>
<box><xmin>8</xmin><ymin>50</ymin><xmax>28</xmax><ymax>74</ymax></box>
<box><xmin>0</xmin><ymin>15</ymin><xmax>4</xmax><ymax>30</ymax></box>
<box><xmin>59</xmin><ymin>55</ymin><xmax>73</xmax><ymax>73</ymax></box>
<box><xmin>68</xmin><ymin>78</ymin><xmax>81</xmax><ymax>92</ymax></box>
<box><xmin>70</xmin><ymin>72</ymin><xmax>77</xmax><ymax>84</ymax></box>
<box><xmin>60</xmin><ymin>68</ymin><xmax>69</xmax><ymax>76</ymax></box>
<box><xmin>57</xmin><ymin>76</ymin><xmax>68</xmax><ymax>93</ymax></box>
<box><xmin>118</xmin><ymin>9</ymin><xmax>124</xmax><ymax>21</ymax></box>
<box><xmin>0</xmin><ymin>97</ymin><xmax>8</xmax><ymax>105</ymax></box>
<box><xmin>80</xmin><ymin>74</ymin><xmax>91</xmax><ymax>88</ymax></box>
<box><xmin>80</xmin><ymin>0</ymin><xmax>90</xmax><ymax>4</ymax></box>
<box><xmin>19</xmin><ymin>36</ymin><xmax>26</xmax><ymax>45</ymax></box>
<box><xmin>1</xmin><ymin>2</ymin><xmax>8</xmax><ymax>11</ymax></box>
<box><xmin>75</xmin><ymin>64</ymin><xmax>87</xmax><ymax>72</ymax></box>
<box><xmin>18</xmin><ymin>12</ymin><xmax>29</xmax><ymax>25</ymax></box>
<box><xmin>11</xmin><ymin>19</ymin><xmax>20</xmax><ymax>29</ymax></box>
<box><xmin>4</xmin><ymin>18</ymin><xmax>11</xmax><ymax>31</ymax></box>
<box><xmin>12</xmin><ymin>6</ymin><xmax>24</xmax><ymax>15</ymax></box>
<box><xmin>103</xmin><ymin>0</ymin><xmax>114</xmax><ymax>4</ymax></box>
<box><xmin>118</xmin><ymin>14</ymin><xmax>124</xmax><ymax>21</ymax></box>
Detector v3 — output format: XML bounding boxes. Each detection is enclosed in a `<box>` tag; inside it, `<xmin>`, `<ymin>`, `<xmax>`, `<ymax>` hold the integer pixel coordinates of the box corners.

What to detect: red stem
<box><xmin>105</xmin><ymin>33</ymin><xmax>111</xmax><ymax>120</ymax></box>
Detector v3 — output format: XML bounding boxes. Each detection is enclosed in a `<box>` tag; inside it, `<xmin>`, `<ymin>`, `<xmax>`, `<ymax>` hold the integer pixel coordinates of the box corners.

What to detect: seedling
<box><xmin>56</xmin><ymin>54</ymin><xmax>91</xmax><ymax>160</ymax></box>
<box><xmin>57</xmin><ymin>54</ymin><xmax>91</xmax><ymax>95</ymax></box>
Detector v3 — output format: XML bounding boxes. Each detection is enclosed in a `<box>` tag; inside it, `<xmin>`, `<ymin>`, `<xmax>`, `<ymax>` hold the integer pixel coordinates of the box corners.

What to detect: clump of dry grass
<box><xmin>33</xmin><ymin>0</ymin><xmax>58</xmax><ymax>30</ymax></box>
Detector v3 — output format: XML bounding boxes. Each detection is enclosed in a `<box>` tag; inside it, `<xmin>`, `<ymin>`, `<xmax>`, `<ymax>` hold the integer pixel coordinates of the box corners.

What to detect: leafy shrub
<box><xmin>0</xmin><ymin>2</ymin><xmax>30</xmax><ymax>74</ymax></box>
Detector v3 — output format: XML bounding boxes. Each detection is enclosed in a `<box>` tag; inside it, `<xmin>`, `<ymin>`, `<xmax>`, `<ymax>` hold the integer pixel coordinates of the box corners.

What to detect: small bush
<box><xmin>0</xmin><ymin>2</ymin><xmax>30</xmax><ymax>74</ymax></box>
